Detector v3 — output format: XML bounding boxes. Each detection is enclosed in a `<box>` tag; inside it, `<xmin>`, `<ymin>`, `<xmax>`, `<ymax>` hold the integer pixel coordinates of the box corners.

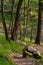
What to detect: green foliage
<box><xmin>41</xmin><ymin>53</ymin><xmax>43</xmax><ymax>60</ymax></box>
<box><xmin>0</xmin><ymin>34</ymin><xmax>25</xmax><ymax>65</ymax></box>
<box><xmin>0</xmin><ymin>57</ymin><xmax>15</xmax><ymax>65</ymax></box>
<box><xmin>34</xmin><ymin>60</ymin><xmax>43</xmax><ymax>65</ymax></box>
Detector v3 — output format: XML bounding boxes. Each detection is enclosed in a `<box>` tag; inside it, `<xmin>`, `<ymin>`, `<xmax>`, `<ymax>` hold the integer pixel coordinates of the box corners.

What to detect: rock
<box><xmin>23</xmin><ymin>46</ymin><xmax>41</xmax><ymax>59</ymax></box>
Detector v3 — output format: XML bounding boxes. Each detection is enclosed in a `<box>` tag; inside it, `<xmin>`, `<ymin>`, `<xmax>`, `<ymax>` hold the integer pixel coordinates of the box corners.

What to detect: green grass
<box><xmin>0</xmin><ymin>57</ymin><xmax>15</xmax><ymax>65</ymax></box>
<box><xmin>0</xmin><ymin>34</ymin><xmax>25</xmax><ymax>65</ymax></box>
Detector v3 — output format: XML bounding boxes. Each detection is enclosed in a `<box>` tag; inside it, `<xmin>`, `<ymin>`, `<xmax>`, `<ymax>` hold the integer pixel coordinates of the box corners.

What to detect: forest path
<box><xmin>10</xmin><ymin>45</ymin><xmax>43</xmax><ymax>65</ymax></box>
<box><xmin>10</xmin><ymin>52</ymin><xmax>35</xmax><ymax>65</ymax></box>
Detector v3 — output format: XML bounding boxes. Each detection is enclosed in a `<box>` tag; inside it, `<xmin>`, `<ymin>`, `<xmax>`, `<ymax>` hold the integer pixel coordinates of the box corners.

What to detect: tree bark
<box><xmin>35</xmin><ymin>0</ymin><xmax>42</xmax><ymax>44</ymax></box>
<box><xmin>11</xmin><ymin>0</ymin><xmax>23</xmax><ymax>41</ymax></box>
<box><xmin>10</xmin><ymin>0</ymin><xmax>15</xmax><ymax>39</ymax></box>
<box><xmin>1</xmin><ymin>0</ymin><xmax>9</xmax><ymax>41</ymax></box>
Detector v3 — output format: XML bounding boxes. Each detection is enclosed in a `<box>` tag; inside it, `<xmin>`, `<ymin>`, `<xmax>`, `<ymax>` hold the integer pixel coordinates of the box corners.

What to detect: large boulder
<box><xmin>23</xmin><ymin>46</ymin><xmax>41</xmax><ymax>59</ymax></box>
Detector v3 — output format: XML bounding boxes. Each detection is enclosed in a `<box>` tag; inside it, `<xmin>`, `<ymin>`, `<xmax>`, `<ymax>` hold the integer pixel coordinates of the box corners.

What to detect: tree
<box><xmin>1</xmin><ymin>0</ymin><xmax>9</xmax><ymax>41</ymax></box>
<box><xmin>11</xmin><ymin>0</ymin><xmax>23</xmax><ymax>41</ymax></box>
<box><xmin>23</xmin><ymin>0</ymin><xmax>29</xmax><ymax>39</ymax></box>
<box><xmin>11</xmin><ymin>0</ymin><xmax>14</xmax><ymax>39</ymax></box>
<box><xmin>35</xmin><ymin>0</ymin><xmax>42</xmax><ymax>44</ymax></box>
<box><xmin>10</xmin><ymin>0</ymin><xmax>15</xmax><ymax>39</ymax></box>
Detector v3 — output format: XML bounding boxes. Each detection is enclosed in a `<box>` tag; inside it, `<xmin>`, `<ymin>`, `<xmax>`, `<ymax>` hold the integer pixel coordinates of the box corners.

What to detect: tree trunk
<box><xmin>11</xmin><ymin>0</ymin><xmax>23</xmax><ymax>41</ymax></box>
<box><xmin>35</xmin><ymin>0</ymin><xmax>42</xmax><ymax>44</ymax></box>
<box><xmin>23</xmin><ymin>0</ymin><xmax>29</xmax><ymax>38</ymax></box>
<box><xmin>1</xmin><ymin>0</ymin><xmax>9</xmax><ymax>41</ymax></box>
<box><xmin>10</xmin><ymin>0</ymin><xmax>15</xmax><ymax>39</ymax></box>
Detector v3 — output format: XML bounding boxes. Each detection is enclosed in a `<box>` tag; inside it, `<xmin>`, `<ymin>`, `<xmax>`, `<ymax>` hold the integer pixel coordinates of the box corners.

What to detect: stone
<box><xmin>23</xmin><ymin>46</ymin><xmax>41</xmax><ymax>59</ymax></box>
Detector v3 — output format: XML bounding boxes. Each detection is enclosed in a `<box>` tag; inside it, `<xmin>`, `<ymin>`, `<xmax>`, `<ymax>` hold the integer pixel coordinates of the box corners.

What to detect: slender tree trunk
<box><xmin>23</xmin><ymin>0</ymin><xmax>26</xmax><ymax>38</ymax></box>
<box><xmin>35</xmin><ymin>0</ymin><xmax>42</xmax><ymax>44</ymax></box>
<box><xmin>11</xmin><ymin>0</ymin><xmax>23</xmax><ymax>41</ymax></box>
<box><xmin>23</xmin><ymin>0</ymin><xmax>29</xmax><ymax>37</ymax></box>
<box><xmin>1</xmin><ymin>0</ymin><xmax>9</xmax><ymax>41</ymax></box>
<box><xmin>8</xmin><ymin>0</ymin><xmax>15</xmax><ymax>31</ymax></box>
<box><xmin>26</xmin><ymin>0</ymin><xmax>29</xmax><ymax>36</ymax></box>
<box><xmin>10</xmin><ymin>0</ymin><xmax>15</xmax><ymax>39</ymax></box>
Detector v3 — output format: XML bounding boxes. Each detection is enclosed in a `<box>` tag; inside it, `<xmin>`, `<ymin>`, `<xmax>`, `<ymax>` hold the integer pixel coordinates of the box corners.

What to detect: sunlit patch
<box><xmin>0</xmin><ymin>33</ymin><xmax>4</xmax><ymax>36</ymax></box>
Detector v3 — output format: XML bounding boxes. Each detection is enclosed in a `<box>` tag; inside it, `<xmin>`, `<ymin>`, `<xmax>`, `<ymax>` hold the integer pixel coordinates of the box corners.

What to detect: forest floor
<box><xmin>9</xmin><ymin>44</ymin><xmax>43</xmax><ymax>65</ymax></box>
<box><xmin>0</xmin><ymin>24</ymin><xmax>43</xmax><ymax>65</ymax></box>
<box><xmin>0</xmin><ymin>33</ymin><xmax>43</xmax><ymax>65</ymax></box>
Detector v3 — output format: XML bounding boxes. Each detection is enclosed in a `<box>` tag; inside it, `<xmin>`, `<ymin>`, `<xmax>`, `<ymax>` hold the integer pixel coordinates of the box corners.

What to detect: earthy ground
<box><xmin>10</xmin><ymin>45</ymin><xmax>43</xmax><ymax>65</ymax></box>
<box><xmin>10</xmin><ymin>52</ymin><xmax>35</xmax><ymax>65</ymax></box>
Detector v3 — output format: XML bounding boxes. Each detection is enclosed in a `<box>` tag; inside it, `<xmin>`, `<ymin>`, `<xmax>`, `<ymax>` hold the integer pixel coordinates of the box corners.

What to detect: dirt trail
<box><xmin>10</xmin><ymin>45</ymin><xmax>43</xmax><ymax>65</ymax></box>
<box><xmin>10</xmin><ymin>52</ymin><xmax>35</xmax><ymax>65</ymax></box>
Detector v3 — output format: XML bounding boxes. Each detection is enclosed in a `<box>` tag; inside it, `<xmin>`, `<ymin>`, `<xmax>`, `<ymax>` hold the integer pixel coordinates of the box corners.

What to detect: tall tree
<box><xmin>23</xmin><ymin>0</ymin><xmax>26</xmax><ymax>38</ymax></box>
<box><xmin>10</xmin><ymin>0</ymin><xmax>15</xmax><ymax>39</ymax></box>
<box><xmin>1</xmin><ymin>0</ymin><xmax>9</xmax><ymax>41</ymax></box>
<box><xmin>11</xmin><ymin>0</ymin><xmax>23</xmax><ymax>41</ymax></box>
<box><xmin>23</xmin><ymin>0</ymin><xmax>29</xmax><ymax>38</ymax></box>
<box><xmin>35</xmin><ymin>0</ymin><xmax>42</xmax><ymax>44</ymax></box>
